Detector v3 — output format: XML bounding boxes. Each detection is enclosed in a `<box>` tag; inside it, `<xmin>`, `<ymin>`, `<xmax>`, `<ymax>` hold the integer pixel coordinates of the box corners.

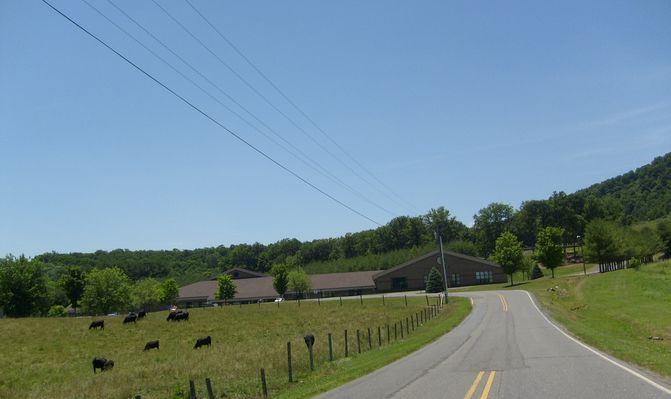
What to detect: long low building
<box><xmin>177</xmin><ymin>250</ymin><xmax>507</xmax><ymax>306</ymax></box>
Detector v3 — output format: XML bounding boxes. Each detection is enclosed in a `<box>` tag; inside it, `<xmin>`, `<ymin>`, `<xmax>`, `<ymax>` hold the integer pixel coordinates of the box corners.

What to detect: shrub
<box><xmin>47</xmin><ymin>305</ymin><xmax>66</xmax><ymax>317</ymax></box>
<box><xmin>628</xmin><ymin>257</ymin><xmax>641</xmax><ymax>270</ymax></box>
<box><xmin>530</xmin><ymin>264</ymin><xmax>544</xmax><ymax>279</ymax></box>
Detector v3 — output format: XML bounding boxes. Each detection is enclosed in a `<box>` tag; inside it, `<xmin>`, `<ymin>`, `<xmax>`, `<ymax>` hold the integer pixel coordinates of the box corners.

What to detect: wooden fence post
<box><xmin>345</xmin><ymin>329</ymin><xmax>349</xmax><ymax>357</ymax></box>
<box><xmin>205</xmin><ymin>378</ymin><xmax>215</xmax><ymax>399</ymax></box>
<box><xmin>367</xmin><ymin>328</ymin><xmax>372</xmax><ymax>350</ymax></box>
<box><xmin>328</xmin><ymin>333</ymin><xmax>333</xmax><ymax>361</ymax></box>
<box><xmin>339</xmin><ymin>297</ymin><xmax>342</xmax><ymax>306</ymax></box>
<box><xmin>377</xmin><ymin>326</ymin><xmax>382</xmax><ymax>347</ymax></box>
<box><xmin>404</xmin><ymin>295</ymin><xmax>408</xmax><ymax>307</ymax></box>
<box><xmin>356</xmin><ymin>329</ymin><xmax>361</xmax><ymax>353</ymax></box>
<box><xmin>382</xmin><ymin>295</ymin><xmax>385</xmax><ymax>306</ymax></box>
<box><xmin>394</xmin><ymin>323</ymin><xmax>397</xmax><ymax>340</ymax></box>
<box><xmin>386</xmin><ymin>324</ymin><xmax>390</xmax><ymax>343</ymax></box>
<box><xmin>411</xmin><ymin>315</ymin><xmax>414</xmax><ymax>331</ymax></box>
<box><xmin>287</xmin><ymin>342</ymin><xmax>293</xmax><ymax>382</ymax></box>
<box><xmin>360</xmin><ymin>295</ymin><xmax>363</xmax><ymax>305</ymax></box>
<box><xmin>400</xmin><ymin>320</ymin><xmax>404</xmax><ymax>338</ymax></box>
<box><xmin>406</xmin><ymin>317</ymin><xmax>409</xmax><ymax>335</ymax></box>
<box><xmin>260</xmin><ymin>368</ymin><xmax>268</xmax><ymax>398</ymax></box>
<box><xmin>189</xmin><ymin>379</ymin><xmax>197</xmax><ymax>399</ymax></box>
<box><xmin>425</xmin><ymin>295</ymin><xmax>429</xmax><ymax>306</ymax></box>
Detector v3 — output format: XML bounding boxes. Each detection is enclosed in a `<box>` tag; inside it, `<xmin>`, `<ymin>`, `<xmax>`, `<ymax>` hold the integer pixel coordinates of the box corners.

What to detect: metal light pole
<box><xmin>435</xmin><ymin>232</ymin><xmax>448</xmax><ymax>304</ymax></box>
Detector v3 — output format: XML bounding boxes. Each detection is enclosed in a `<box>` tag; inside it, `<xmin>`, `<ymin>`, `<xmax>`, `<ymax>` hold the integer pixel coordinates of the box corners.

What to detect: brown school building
<box><xmin>177</xmin><ymin>250</ymin><xmax>507</xmax><ymax>306</ymax></box>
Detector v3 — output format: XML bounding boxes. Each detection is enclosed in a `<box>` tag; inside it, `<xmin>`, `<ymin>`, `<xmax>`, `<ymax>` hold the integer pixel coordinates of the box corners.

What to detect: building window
<box><xmin>392</xmin><ymin>277</ymin><xmax>408</xmax><ymax>290</ymax></box>
<box><xmin>475</xmin><ymin>271</ymin><xmax>493</xmax><ymax>284</ymax></box>
<box><xmin>451</xmin><ymin>274</ymin><xmax>460</xmax><ymax>286</ymax></box>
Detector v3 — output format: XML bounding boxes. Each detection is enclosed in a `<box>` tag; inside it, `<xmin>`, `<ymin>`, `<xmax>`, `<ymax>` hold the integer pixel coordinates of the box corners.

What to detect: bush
<box><xmin>530</xmin><ymin>264</ymin><xmax>544</xmax><ymax>280</ymax></box>
<box><xmin>47</xmin><ymin>305</ymin><xmax>66</xmax><ymax>317</ymax></box>
<box><xmin>628</xmin><ymin>257</ymin><xmax>641</xmax><ymax>270</ymax></box>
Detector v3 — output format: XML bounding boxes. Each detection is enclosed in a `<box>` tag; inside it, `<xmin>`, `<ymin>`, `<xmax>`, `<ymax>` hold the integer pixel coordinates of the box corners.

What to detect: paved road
<box><xmin>316</xmin><ymin>290</ymin><xmax>671</xmax><ymax>399</ymax></box>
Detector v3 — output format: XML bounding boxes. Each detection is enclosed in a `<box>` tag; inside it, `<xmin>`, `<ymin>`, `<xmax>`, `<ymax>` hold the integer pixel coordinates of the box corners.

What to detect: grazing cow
<box><xmin>92</xmin><ymin>357</ymin><xmax>114</xmax><ymax>373</ymax></box>
<box><xmin>137</xmin><ymin>311</ymin><xmax>146</xmax><ymax>319</ymax></box>
<box><xmin>173</xmin><ymin>311</ymin><xmax>189</xmax><ymax>322</ymax></box>
<box><xmin>166</xmin><ymin>310</ymin><xmax>183</xmax><ymax>321</ymax></box>
<box><xmin>193</xmin><ymin>335</ymin><xmax>211</xmax><ymax>349</ymax></box>
<box><xmin>304</xmin><ymin>334</ymin><xmax>315</xmax><ymax>349</ymax></box>
<box><xmin>89</xmin><ymin>320</ymin><xmax>104</xmax><ymax>330</ymax></box>
<box><xmin>143</xmin><ymin>340</ymin><xmax>160</xmax><ymax>351</ymax></box>
<box><xmin>123</xmin><ymin>313</ymin><xmax>137</xmax><ymax>324</ymax></box>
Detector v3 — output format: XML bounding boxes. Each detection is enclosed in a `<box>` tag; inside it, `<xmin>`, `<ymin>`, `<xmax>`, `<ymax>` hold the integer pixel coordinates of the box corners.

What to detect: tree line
<box><xmin>0</xmin><ymin>256</ymin><xmax>179</xmax><ymax>317</ymax></box>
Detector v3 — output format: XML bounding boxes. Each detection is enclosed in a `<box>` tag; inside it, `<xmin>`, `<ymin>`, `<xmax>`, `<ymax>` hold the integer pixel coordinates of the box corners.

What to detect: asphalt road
<box><xmin>316</xmin><ymin>290</ymin><xmax>671</xmax><ymax>399</ymax></box>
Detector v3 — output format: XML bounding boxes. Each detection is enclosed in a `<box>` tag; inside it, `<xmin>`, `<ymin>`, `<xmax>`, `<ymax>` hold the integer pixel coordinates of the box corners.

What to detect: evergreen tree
<box><xmin>425</xmin><ymin>267</ymin><xmax>444</xmax><ymax>293</ymax></box>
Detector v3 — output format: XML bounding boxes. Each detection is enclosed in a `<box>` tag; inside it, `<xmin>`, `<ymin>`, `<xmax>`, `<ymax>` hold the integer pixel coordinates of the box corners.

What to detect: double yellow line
<box><xmin>463</xmin><ymin>371</ymin><xmax>497</xmax><ymax>399</ymax></box>
<box><xmin>497</xmin><ymin>294</ymin><xmax>508</xmax><ymax>312</ymax></box>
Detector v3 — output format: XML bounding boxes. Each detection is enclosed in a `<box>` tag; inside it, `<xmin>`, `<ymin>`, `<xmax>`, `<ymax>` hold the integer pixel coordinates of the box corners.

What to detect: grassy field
<box><xmin>456</xmin><ymin>260</ymin><xmax>671</xmax><ymax>377</ymax></box>
<box><xmin>0</xmin><ymin>295</ymin><xmax>469</xmax><ymax>399</ymax></box>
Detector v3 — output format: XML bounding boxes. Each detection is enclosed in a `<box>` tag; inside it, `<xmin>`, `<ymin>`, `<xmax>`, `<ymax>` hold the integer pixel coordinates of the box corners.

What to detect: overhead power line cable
<box><xmin>41</xmin><ymin>0</ymin><xmax>381</xmax><ymax>226</ymax></box>
<box><xmin>91</xmin><ymin>0</ymin><xmax>396</xmax><ymax>217</ymax></box>
<box><xmin>183</xmin><ymin>0</ymin><xmax>421</xmax><ymax>214</ymax></box>
<box><xmin>150</xmin><ymin>0</ymin><xmax>412</xmax><ymax>215</ymax></box>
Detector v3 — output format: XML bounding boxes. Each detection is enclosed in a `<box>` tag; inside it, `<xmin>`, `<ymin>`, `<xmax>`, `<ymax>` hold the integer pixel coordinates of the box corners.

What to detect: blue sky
<box><xmin>2</xmin><ymin>0</ymin><xmax>670</xmax><ymax>257</ymax></box>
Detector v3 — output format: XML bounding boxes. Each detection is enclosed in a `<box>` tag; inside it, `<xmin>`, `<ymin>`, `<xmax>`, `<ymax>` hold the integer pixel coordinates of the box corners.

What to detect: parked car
<box><xmin>274</xmin><ymin>297</ymin><xmax>284</xmax><ymax>303</ymax></box>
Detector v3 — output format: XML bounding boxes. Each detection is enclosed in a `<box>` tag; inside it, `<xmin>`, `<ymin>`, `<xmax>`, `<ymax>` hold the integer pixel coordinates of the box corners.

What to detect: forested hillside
<box><xmin>576</xmin><ymin>152</ymin><xmax>671</xmax><ymax>221</ymax></box>
<box><xmin>33</xmin><ymin>152</ymin><xmax>671</xmax><ymax>285</ymax></box>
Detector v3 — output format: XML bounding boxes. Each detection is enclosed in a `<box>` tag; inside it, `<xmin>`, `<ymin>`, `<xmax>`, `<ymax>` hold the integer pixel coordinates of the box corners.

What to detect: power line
<box><xmin>151</xmin><ymin>0</ymin><xmax>413</xmax><ymax>215</ymax></box>
<box><xmin>183</xmin><ymin>0</ymin><xmax>421</xmax><ymax>214</ymax></box>
<box><xmin>90</xmin><ymin>0</ymin><xmax>396</xmax><ymax>218</ymax></box>
<box><xmin>41</xmin><ymin>0</ymin><xmax>382</xmax><ymax>226</ymax></box>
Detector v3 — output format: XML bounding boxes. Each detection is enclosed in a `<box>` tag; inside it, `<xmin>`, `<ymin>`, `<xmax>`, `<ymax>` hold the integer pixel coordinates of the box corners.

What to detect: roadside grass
<box><xmin>0</xmin><ymin>296</ymin><xmax>469</xmax><ymax>399</ymax></box>
<box><xmin>454</xmin><ymin>260</ymin><xmax>671</xmax><ymax>377</ymax></box>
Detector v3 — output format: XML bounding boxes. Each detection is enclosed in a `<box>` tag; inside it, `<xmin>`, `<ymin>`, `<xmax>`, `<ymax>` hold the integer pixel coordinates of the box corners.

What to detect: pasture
<box><xmin>0</xmin><ymin>295</ymin><xmax>469</xmax><ymax>399</ymax></box>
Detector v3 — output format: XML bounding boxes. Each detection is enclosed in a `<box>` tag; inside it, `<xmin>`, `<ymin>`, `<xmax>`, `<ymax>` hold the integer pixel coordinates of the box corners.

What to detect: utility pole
<box><xmin>436</xmin><ymin>232</ymin><xmax>449</xmax><ymax>304</ymax></box>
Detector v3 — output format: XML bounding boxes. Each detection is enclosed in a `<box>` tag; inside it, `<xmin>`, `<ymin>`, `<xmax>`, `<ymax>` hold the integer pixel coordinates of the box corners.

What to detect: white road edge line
<box><xmin>524</xmin><ymin>291</ymin><xmax>671</xmax><ymax>395</ymax></box>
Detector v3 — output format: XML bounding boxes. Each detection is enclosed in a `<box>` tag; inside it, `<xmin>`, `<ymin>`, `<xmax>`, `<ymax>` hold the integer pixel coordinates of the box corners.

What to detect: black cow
<box><xmin>166</xmin><ymin>310</ymin><xmax>183</xmax><ymax>321</ymax></box>
<box><xmin>304</xmin><ymin>334</ymin><xmax>315</xmax><ymax>349</ymax></box>
<box><xmin>193</xmin><ymin>335</ymin><xmax>211</xmax><ymax>349</ymax></box>
<box><xmin>143</xmin><ymin>340</ymin><xmax>159</xmax><ymax>351</ymax></box>
<box><xmin>137</xmin><ymin>311</ymin><xmax>146</xmax><ymax>319</ymax></box>
<box><xmin>92</xmin><ymin>357</ymin><xmax>114</xmax><ymax>373</ymax></box>
<box><xmin>174</xmin><ymin>311</ymin><xmax>189</xmax><ymax>322</ymax></box>
<box><xmin>89</xmin><ymin>320</ymin><xmax>104</xmax><ymax>330</ymax></box>
<box><xmin>123</xmin><ymin>313</ymin><xmax>137</xmax><ymax>324</ymax></box>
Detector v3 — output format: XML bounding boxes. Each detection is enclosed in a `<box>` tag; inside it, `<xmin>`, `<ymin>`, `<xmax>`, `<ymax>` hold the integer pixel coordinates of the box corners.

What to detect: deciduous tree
<box><xmin>161</xmin><ymin>278</ymin><xmax>179</xmax><ymax>305</ymax></box>
<box><xmin>0</xmin><ymin>255</ymin><xmax>50</xmax><ymax>317</ymax></box>
<box><xmin>59</xmin><ymin>266</ymin><xmax>86</xmax><ymax>315</ymax></box>
<box><xmin>493</xmin><ymin>232</ymin><xmax>523</xmax><ymax>286</ymax></box>
<box><xmin>271</xmin><ymin>263</ymin><xmax>289</xmax><ymax>297</ymax></box>
<box><xmin>216</xmin><ymin>274</ymin><xmax>237</xmax><ymax>304</ymax></box>
<box><xmin>81</xmin><ymin>267</ymin><xmax>131</xmax><ymax>315</ymax></box>
<box><xmin>132</xmin><ymin>278</ymin><xmax>163</xmax><ymax>311</ymax></box>
<box><xmin>535</xmin><ymin>226</ymin><xmax>565</xmax><ymax>278</ymax></box>
<box><xmin>287</xmin><ymin>268</ymin><xmax>311</xmax><ymax>298</ymax></box>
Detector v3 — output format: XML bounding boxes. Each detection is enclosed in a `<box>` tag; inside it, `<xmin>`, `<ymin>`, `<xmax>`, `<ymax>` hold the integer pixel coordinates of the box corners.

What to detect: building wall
<box><xmin>373</xmin><ymin>252</ymin><xmax>507</xmax><ymax>291</ymax></box>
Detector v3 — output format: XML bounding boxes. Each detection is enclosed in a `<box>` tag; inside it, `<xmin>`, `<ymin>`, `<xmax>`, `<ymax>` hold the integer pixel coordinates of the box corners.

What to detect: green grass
<box><xmin>0</xmin><ymin>296</ymin><xmax>469</xmax><ymax>399</ymax></box>
<box><xmin>455</xmin><ymin>260</ymin><xmax>671</xmax><ymax>377</ymax></box>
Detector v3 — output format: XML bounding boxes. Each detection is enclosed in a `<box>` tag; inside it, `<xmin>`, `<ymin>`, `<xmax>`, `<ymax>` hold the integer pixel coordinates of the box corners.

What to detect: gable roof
<box><xmin>208</xmin><ymin>267</ymin><xmax>266</xmax><ymax>281</ymax></box>
<box><xmin>372</xmin><ymin>249</ymin><xmax>501</xmax><ymax>279</ymax></box>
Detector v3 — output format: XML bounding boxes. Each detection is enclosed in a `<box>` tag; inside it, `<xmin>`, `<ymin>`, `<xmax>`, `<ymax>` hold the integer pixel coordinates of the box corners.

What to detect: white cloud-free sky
<box><xmin>2</xmin><ymin>0</ymin><xmax>670</xmax><ymax>256</ymax></box>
